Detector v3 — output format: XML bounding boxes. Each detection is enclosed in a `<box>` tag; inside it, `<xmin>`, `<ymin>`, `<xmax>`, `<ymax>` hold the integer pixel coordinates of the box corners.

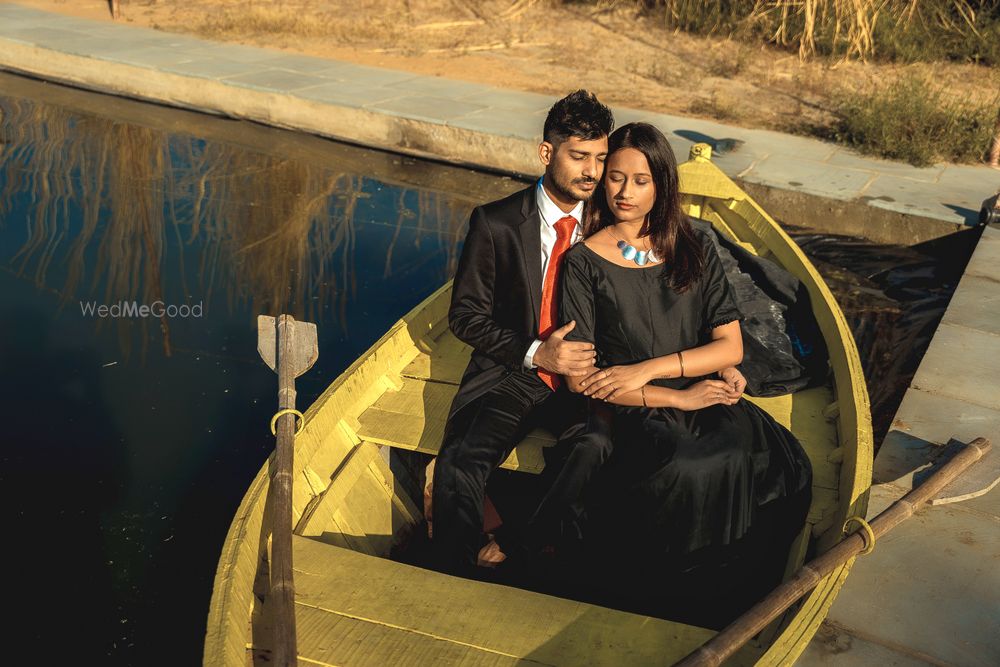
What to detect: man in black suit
<box><xmin>429</xmin><ymin>90</ymin><xmax>616</xmax><ymax>574</ymax></box>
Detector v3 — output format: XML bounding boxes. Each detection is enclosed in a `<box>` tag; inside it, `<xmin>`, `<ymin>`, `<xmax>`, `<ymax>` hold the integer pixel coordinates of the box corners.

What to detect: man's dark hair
<box><xmin>543</xmin><ymin>90</ymin><xmax>614</xmax><ymax>145</ymax></box>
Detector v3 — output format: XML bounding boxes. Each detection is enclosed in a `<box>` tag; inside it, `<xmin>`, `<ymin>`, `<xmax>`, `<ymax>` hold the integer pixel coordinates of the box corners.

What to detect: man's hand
<box><xmin>719</xmin><ymin>366</ymin><xmax>747</xmax><ymax>400</ymax></box>
<box><xmin>579</xmin><ymin>361</ymin><xmax>652</xmax><ymax>400</ymax></box>
<box><xmin>533</xmin><ymin>321</ymin><xmax>597</xmax><ymax>377</ymax></box>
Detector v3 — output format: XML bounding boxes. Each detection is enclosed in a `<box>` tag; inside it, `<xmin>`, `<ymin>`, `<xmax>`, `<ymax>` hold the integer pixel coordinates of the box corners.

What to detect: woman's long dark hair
<box><xmin>583</xmin><ymin>122</ymin><xmax>704</xmax><ymax>292</ymax></box>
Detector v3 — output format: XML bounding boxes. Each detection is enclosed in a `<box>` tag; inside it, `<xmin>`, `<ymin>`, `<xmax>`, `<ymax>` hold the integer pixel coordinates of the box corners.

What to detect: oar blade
<box><xmin>257</xmin><ymin>315</ymin><xmax>277</xmax><ymax>371</ymax></box>
<box><xmin>930</xmin><ymin>437</ymin><xmax>997</xmax><ymax>505</ymax></box>
<box><xmin>257</xmin><ymin>314</ymin><xmax>319</xmax><ymax>377</ymax></box>
<box><xmin>289</xmin><ymin>319</ymin><xmax>319</xmax><ymax>378</ymax></box>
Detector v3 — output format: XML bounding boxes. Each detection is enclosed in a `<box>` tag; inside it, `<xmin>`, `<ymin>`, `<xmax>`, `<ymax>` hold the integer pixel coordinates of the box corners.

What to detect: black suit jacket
<box><xmin>448</xmin><ymin>185</ymin><xmax>545</xmax><ymax>419</ymax></box>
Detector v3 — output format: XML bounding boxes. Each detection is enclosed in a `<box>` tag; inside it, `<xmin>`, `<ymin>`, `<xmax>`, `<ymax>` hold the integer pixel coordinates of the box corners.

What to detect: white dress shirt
<box><xmin>523</xmin><ymin>178</ymin><xmax>584</xmax><ymax>369</ymax></box>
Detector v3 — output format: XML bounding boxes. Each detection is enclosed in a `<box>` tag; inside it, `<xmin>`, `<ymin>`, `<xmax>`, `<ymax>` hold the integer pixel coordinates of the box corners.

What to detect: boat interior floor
<box><xmin>251</xmin><ymin>534</ymin><xmax>763</xmax><ymax>667</ymax></box>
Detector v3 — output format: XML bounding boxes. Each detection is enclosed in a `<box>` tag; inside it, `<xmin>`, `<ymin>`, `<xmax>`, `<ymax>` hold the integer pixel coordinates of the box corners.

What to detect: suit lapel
<box><xmin>518</xmin><ymin>188</ymin><xmax>542</xmax><ymax>332</ymax></box>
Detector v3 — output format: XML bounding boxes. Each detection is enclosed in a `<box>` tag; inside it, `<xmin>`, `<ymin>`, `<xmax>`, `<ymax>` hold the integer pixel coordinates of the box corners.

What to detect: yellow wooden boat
<box><xmin>204</xmin><ymin>144</ymin><xmax>873</xmax><ymax>666</ymax></box>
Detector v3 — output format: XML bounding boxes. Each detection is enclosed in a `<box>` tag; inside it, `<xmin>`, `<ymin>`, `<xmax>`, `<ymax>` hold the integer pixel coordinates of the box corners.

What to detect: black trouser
<box><xmin>431</xmin><ymin>370</ymin><xmax>613</xmax><ymax>572</ymax></box>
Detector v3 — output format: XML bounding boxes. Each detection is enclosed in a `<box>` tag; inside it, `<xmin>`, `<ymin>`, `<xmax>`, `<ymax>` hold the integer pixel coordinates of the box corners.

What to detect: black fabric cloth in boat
<box><xmin>549</xmin><ymin>226</ymin><xmax>814</xmax><ymax>627</ymax></box>
<box><xmin>690</xmin><ymin>219</ymin><xmax>829</xmax><ymax>397</ymax></box>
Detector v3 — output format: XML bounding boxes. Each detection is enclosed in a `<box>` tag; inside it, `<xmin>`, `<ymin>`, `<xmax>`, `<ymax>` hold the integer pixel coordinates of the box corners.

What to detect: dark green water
<box><xmin>0</xmin><ymin>73</ymin><xmax>961</xmax><ymax>665</ymax></box>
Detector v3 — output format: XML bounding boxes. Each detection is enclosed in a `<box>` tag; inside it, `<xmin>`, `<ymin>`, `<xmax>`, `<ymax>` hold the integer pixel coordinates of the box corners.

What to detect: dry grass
<box><xmin>686</xmin><ymin>91</ymin><xmax>739</xmax><ymax>122</ymax></box>
<box><xmin>615</xmin><ymin>0</ymin><xmax>1000</xmax><ymax>64</ymax></box>
<box><xmin>186</xmin><ymin>4</ymin><xmax>403</xmax><ymax>43</ymax></box>
<box><xmin>826</xmin><ymin>73</ymin><xmax>1000</xmax><ymax>166</ymax></box>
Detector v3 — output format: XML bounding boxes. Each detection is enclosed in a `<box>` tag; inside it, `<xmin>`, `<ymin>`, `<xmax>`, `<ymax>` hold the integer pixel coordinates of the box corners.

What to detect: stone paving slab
<box><xmin>159</xmin><ymin>57</ymin><xmax>270</xmax><ymax>81</ymax></box>
<box><xmin>815</xmin><ymin>484</ymin><xmax>1000</xmax><ymax>667</ymax></box>
<box><xmin>826</xmin><ymin>151</ymin><xmax>946</xmax><ymax>183</ymax></box>
<box><xmin>798</xmin><ymin>622</ymin><xmax>942</xmax><ymax>666</ymax></box>
<box><xmin>329</xmin><ymin>63</ymin><xmax>422</xmax><ymax>86</ymax></box>
<box><xmin>909</xmin><ymin>321</ymin><xmax>1000</xmax><ymax>412</ymax></box>
<box><xmin>386</xmin><ymin>75</ymin><xmax>494</xmax><ymax>99</ymax></box>
<box><xmin>252</xmin><ymin>53</ymin><xmax>356</xmax><ymax>75</ymax></box>
<box><xmin>220</xmin><ymin>68</ymin><xmax>332</xmax><ymax>93</ymax></box>
<box><xmin>962</xmin><ymin>224</ymin><xmax>1000</xmax><ymax>275</ymax></box>
<box><xmin>181</xmin><ymin>43</ymin><xmax>283</xmax><ymax>64</ymax></box>
<box><xmin>744</xmin><ymin>154</ymin><xmax>876</xmax><ymax>201</ymax></box>
<box><xmin>876</xmin><ymin>394</ymin><xmax>1000</xmax><ymax>519</ymax></box>
<box><xmin>454</xmin><ymin>87</ymin><xmax>555</xmax><ymax>113</ymax></box>
<box><xmin>1</xmin><ymin>2</ymin><xmax>997</xmax><ymax>236</ymax></box>
<box><xmin>448</xmin><ymin>106</ymin><xmax>548</xmax><ymax>139</ymax></box>
<box><xmin>294</xmin><ymin>81</ymin><xmax>409</xmax><ymax>108</ymax></box>
<box><xmin>707</xmin><ymin>151</ymin><xmax>758</xmax><ymax>179</ymax></box>
<box><xmin>95</xmin><ymin>46</ymin><xmax>198</xmax><ymax>68</ymax></box>
<box><xmin>940</xmin><ymin>274</ymin><xmax>1000</xmax><ymax>336</ymax></box>
<box><xmin>0</xmin><ymin>25</ymin><xmax>81</xmax><ymax>45</ymax></box>
<box><xmin>368</xmin><ymin>94</ymin><xmax>490</xmax><ymax>123</ymax></box>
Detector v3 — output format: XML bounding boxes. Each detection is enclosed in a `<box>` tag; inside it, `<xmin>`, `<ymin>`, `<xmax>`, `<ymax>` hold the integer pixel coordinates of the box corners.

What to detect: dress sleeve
<box><xmin>559</xmin><ymin>249</ymin><xmax>596</xmax><ymax>344</ymax></box>
<box><xmin>700</xmin><ymin>234</ymin><xmax>744</xmax><ymax>331</ymax></box>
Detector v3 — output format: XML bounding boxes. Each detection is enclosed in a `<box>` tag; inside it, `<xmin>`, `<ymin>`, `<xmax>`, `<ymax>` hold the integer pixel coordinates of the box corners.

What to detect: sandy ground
<box><xmin>12</xmin><ymin>0</ymin><xmax>1000</xmax><ymax>138</ymax></box>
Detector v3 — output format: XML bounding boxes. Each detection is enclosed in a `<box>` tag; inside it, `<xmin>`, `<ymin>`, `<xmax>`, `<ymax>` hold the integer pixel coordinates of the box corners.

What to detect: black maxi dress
<box><xmin>558</xmin><ymin>229</ymin><xmax>813</xmax><ymax>627</ymax></box>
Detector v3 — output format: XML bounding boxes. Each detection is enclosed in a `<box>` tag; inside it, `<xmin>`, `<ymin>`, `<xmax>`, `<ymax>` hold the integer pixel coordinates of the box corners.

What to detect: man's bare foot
<box><xmin>477</xmin><ymin>535</ymin><xmax>507</xmax><ymax>567</ymax></box>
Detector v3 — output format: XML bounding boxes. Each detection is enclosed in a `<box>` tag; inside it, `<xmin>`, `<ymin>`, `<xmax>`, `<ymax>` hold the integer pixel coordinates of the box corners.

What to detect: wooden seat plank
<box><xmin>401</xmin><ymin>331</ymin><xmax>470</xmax><ymax>385</ymax></box>
<box><xmin>356</xmin><ymin>377</ymin><xmax>556</xmax><ymax>473</ymax></box>
<box><xmin>364</xmin><ymin>370</ymin><xmax>840</xmax><ymax>490</ymax></box>
<box><xmin>288</xmin><ymin>535</ymin><xmax>749</xmax><ymax>667</ymax></box>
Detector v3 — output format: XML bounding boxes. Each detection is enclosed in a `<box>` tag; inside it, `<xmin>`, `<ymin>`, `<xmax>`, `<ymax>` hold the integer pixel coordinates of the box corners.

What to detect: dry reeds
<box><xmin>630</xmin><ymin>0</ymin><xmax>1000</xmax><ymax>64</ymax></box>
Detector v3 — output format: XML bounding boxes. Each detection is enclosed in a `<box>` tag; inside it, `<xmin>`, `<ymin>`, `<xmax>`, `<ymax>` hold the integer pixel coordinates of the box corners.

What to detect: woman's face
<box><xmin>604</xmin><ymin>147</ymin><xmax>656</xmax><ymax>225</ymax></box>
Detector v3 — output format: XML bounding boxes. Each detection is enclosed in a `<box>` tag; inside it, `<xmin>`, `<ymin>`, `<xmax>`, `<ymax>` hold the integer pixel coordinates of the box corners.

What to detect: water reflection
<box><xmin>0</xmin><ymin>90</ymin><xmax>485</xmax><ymax>363</ymax></box>
<box><xmin>0</xmin><ymin>73</ymin><xmax>520</xmax><ymax>666</ymax></box>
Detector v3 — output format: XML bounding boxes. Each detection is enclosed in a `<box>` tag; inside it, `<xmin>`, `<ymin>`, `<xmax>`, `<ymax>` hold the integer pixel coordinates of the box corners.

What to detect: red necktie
<box><xmin>537</xmin><ymin>215</ymin><xmax>577</xmax><ymax>390</ymax></box>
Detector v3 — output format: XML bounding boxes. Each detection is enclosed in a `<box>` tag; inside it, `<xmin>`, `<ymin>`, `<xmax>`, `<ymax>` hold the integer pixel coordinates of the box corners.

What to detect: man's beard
<box><xmin>550</xmin><ymin>171</ymin><xmax>597</xmax><ymax>202</ymax></box>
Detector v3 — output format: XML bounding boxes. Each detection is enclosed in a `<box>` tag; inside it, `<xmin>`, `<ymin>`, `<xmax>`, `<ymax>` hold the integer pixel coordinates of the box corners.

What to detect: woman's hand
<box><xmin>674</xmin><ymin>379</ymin><xmax>741</xmax><ymax>411</ymax></box>
<box><xmin>719</xmin><ymin>366</ymin><xmax>747</xmax><ymax>398</ymax></box>
<box><xmin>579</xmin><ymin>362</ymin><xmax>652</xmax><ymax>400</ymax></box>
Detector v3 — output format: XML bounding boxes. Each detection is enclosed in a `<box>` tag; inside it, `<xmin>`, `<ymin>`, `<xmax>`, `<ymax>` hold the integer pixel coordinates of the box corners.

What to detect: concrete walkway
<box><xmin>1</xmin><ymin>2</ymin><xmax>997</xmax><ymax>244</ymax></box>
<box><xmin>798</xmin><ymin>223</ymin><xmax>1000</xmax><ymax>666</ymax></box>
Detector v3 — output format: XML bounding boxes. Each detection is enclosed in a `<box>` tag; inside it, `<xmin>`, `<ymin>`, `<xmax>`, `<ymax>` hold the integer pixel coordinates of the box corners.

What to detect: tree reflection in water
<box><xmin>0</xmin><ymin>84</ymin><xmax>508</xmax><ymax>362</ymax></box>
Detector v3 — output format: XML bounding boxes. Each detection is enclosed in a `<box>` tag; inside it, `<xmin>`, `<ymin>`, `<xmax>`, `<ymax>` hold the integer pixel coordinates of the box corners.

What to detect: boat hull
<box><xmin>204</xmin><ymin>144</ymin><xmax>873</xmax><ymax>666</ymax></box>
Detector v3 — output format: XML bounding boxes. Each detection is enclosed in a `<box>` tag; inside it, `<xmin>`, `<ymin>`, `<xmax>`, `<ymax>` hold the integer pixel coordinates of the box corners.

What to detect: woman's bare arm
<box><xmin>643</xmin><ymin>320</ymin><xmax>743</xmax><ymax>380</ymax></box>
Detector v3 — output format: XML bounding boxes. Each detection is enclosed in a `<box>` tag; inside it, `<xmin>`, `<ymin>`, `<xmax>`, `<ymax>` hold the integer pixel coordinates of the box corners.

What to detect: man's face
<box><xmin>540</xmin><ymin>135</ymin><xmax>609</xmax><ymax>203</ymax></box>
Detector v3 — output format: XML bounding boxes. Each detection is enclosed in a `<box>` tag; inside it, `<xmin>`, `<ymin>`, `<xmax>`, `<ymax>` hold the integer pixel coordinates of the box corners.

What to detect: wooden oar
<box><xmin>675</xmin><ymin>436</ymin><xmax>996</xmax><ymax>667</ymax></box>
<box><xmin>257</xmin><ymin>314</ymin><xmax>319</xmax><ymax>667</ymax></box>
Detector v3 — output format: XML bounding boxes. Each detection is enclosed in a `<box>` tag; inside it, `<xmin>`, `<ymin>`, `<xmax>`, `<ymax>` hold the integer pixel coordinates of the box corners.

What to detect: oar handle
<box><xmin>272</xmin><ymin>314</ymin><xmax>299</xmax><ymax>667</ymax></box>
<box><xmin>675</xmin><ymin>437</ymin><xmax>992</xmax><ymax>667</ymax></box>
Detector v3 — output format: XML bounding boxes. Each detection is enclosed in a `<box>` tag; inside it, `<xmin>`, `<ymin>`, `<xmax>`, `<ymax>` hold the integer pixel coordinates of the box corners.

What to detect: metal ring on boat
<box><xmin>270</xmin><ymin>408</ymin><xmax>305</xmax><ymax>436</ymax></box>
<box><xmin>843</xmin><ymin>516</ymin><xmax>876</xmax><ymax>555</ymax></box>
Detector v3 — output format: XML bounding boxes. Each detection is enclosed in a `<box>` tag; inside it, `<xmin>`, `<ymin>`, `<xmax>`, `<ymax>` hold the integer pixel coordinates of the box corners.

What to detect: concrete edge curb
<box><xmin>0</xmin><ymin>36</ymin><xmax>981</xmax><ymax>245</ymax></box>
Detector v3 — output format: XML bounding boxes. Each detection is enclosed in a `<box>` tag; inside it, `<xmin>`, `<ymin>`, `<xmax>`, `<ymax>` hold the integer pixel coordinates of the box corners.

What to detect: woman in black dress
<box><xmin>558</xmin><ymin>122</ymin><xmax>813</xmax><ymax>627</ymax></box>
